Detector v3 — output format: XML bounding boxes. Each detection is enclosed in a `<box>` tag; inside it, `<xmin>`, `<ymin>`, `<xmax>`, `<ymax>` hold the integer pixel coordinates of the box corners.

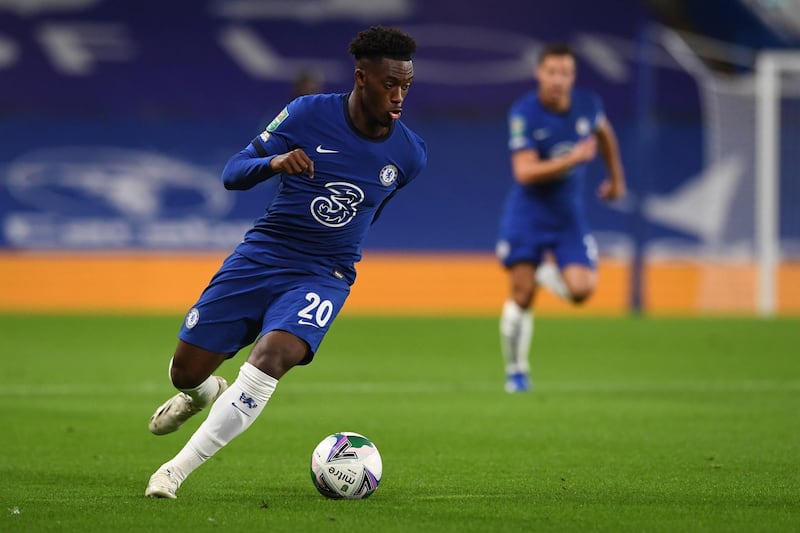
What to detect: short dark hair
<box><xmin>349</xmin><ymin>26</ymin><xmax>417</xmax><ymax>62</ymax></box>
<box><xmin>538</xmin><ymin>43</ymin><xmax>575</xmax><ymax>64</ymax></box>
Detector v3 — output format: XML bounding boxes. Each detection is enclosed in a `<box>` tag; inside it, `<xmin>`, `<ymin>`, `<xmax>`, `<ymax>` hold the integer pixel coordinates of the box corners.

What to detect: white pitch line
<box><xmin>0</xmin><ymin>380</ymin><xmax>799</xmax><ymax>397</ymax></box>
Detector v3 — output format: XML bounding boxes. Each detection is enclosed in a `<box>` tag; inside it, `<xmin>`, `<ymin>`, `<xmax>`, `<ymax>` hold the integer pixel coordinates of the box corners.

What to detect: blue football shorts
<box><xmin>496</xmin><ymin>224</ymin><xmax>598</xmax><ymax>269</ymax></box>
<box><xmin>178</xmin><ymin>252</ymin><xmax>351</xmax><ymax>364</ymax></box>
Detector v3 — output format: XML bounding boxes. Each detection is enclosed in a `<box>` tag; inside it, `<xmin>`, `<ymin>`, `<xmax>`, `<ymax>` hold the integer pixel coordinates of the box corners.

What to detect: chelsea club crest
<box><xmin>379</xmin><ymin>164</ymin><xmax>398</xmax><ymax>186</ymax></box>
<box><xmin>185</xmin><ymin>308</ymin><xmax>200</xmax><ymax>329</ymax></box>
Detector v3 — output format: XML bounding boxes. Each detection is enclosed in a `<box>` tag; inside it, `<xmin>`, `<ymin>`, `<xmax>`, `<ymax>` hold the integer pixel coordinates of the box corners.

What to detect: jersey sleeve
<box><xmin>589</xmin><ymin>92</ymin><xmax>606</xmax><ymax>131</ymax></box>
<box><xmin>221</xmin><ymin>144</ymin><xmax>278</xmax><ymax>190</ymax></box>
<box><xmin>221</xmin><ymin>98</ymin><xmax>306</xmax><ymax>190</ymax></box>
<box><xmin>398</xmin><ymin>136</ymin><xmax>428</xmax><ymax>189</ymax></box>
<box><xmin>374</xmin><ymin>132</ymin><xmax>427</xmax><ymax>223</ymax></box>
<box><xmin>508</xmin><ymin>100</ymin><xmax>535</xmax><ymax>152</ymax></box>
<box><xmin>250</xmin><ymin>98</ymin><xmax>304</xmax><ymax>157</ymax></box>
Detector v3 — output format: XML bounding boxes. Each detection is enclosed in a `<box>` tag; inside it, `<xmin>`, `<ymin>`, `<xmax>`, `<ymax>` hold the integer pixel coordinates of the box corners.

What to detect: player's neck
<box><xmin>346</xmin><ymin>92</ymin><xmax>390</xmax><ymax>139</ymax></box>
<box><xmin>539</xmin><ymin>94</ymin><xmax>571</xmax><ymax>113</ymax></box>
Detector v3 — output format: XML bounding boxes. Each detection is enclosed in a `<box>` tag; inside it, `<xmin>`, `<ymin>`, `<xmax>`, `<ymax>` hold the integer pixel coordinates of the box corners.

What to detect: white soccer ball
<box><xmin>310</xmin><ymin>432</ymin><xmax>382</xmax><ymax>499</ymax></box>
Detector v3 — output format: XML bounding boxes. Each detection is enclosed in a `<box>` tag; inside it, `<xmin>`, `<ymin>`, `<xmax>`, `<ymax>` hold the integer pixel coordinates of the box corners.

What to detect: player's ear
<box><xmin>354</xmin><ymin>68</ymin><xmax>367</xmax><ymax>87</ymax></box>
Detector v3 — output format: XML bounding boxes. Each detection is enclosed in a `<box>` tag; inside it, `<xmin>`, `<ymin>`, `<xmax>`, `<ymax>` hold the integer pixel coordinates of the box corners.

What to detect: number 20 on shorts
<box><xmin>297</xmin><ymin>292</ymin><xmax>334</xmax><ymax>328</ymax></box>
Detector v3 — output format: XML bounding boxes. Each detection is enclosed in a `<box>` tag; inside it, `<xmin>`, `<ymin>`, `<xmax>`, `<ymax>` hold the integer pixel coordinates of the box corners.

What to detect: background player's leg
<box><xmin>549</xmin><ymin>232</ymin><xmax>598</xmax><ymax>304</ymax></box>
<box><xmin>561</xmin><ymin>264</ymin><xmax>597</xmax><ymax>304</ymax></box>
<box><xmin>148</xmin><ymin>341</ymin><xmax>229</xmax><ymax>436</ymax></box>
<box><xmin>535</xmin><ymin>260</ymin><xmax>571</xmax><ymax>300</ymax></box>
<box><xmin>146</xmin><ymin>331</ymin><xmax>306</xmax><ymax>498</ymax></box>
<box><xmin>500</xmin><ymin>263</ymin><xmax>536</xmax><ymax>392</ymax></box>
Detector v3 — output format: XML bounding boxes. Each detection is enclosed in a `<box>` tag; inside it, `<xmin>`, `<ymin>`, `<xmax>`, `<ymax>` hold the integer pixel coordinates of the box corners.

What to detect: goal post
<box><xmin>755</xmin><ymin>51</ymin><xmax>800</xmax><ymax>317</ymax></box>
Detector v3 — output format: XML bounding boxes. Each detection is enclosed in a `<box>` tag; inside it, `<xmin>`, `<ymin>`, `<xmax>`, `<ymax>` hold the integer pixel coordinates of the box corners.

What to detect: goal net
<box><xmin>648</xmin><ymin>29</ymin><xmax>800</xmax><ymax>316</ymax></box>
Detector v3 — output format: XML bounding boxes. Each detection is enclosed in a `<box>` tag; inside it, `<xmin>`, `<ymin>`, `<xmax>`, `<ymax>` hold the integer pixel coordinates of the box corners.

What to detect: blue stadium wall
<box><xmin>2</xmin><ymin>0</ymin><xmax>798</xmax><ymax>314</ymax></box>
<box><xmin>0</xmin><ymin>0</ymin><xmax>700</xmax><ymax>251</ymax></box>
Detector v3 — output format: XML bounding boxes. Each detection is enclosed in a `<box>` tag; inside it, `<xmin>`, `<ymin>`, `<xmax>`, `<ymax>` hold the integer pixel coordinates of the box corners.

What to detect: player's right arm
<box><xmin>221</xmin><ymin>146</ymin><xmax>314</xmax><ymax>190</ymax></box>
<box><xmin>221</xmin><ymin>102</ymin><xmax>315</xmax><ymax>190</ymax></box>
<box><xmin>510</xmin><ymin>138</ymin><xmax>596</xmax><ymax>185</ymax></box>
<box><xmin>507</xmin><ymin>100</ymin><xmax>596</xmax><ymax>186</ymax></box>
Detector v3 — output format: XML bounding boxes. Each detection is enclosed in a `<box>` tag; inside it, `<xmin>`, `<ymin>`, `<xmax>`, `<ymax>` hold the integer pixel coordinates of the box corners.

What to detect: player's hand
<box><xmin>597</xmin><ymin>178</ymin><xmax>626</xmax><ymax>201</ymax></box>
<box><xmin>570</xmin><ymin>136</ymin><xmax>597</xmax><ymax>164</ymax></box>
<box><xmin>270</xmin><ymin>149</ymin><xmax>314</xmax><ymax>178</ymax></box>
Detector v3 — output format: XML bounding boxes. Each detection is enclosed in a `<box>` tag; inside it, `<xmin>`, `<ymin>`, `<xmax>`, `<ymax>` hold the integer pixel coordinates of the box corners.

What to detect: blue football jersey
<box><xmin>500</xmin><ymin>88</ymin><xmax>604</xmax><ymax>231</ymax></box>
<box><xmin>226</xmin><ymin>93</ymin><xmax>427</xmax><ymax>285</ymax></box>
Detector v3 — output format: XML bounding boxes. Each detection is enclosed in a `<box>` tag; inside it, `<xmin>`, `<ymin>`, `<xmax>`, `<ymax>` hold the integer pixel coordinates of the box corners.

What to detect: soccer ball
<box><xmin>310</xmin><ymin>432</ymin><xmax>382</xmax><ymax>499</ymax></box>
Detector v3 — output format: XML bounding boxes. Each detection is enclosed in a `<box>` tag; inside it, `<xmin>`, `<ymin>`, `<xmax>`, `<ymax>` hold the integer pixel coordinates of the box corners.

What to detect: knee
<box><xmin>562</xmin><ymin>268</ymin><xmax>597</xmax><ymax>305</ymax></box>
<box><xmin>249</xmin><ymin>348</ymin><xmax>303</xmax><ymax>380</ymax></box>
<box><xmin>169</xmin><ymin>359</ymin><xmax>203</xmax><ymax>389</ymax></box>
<box><xmin>570</xmin><ymin>289</ymin><xmax>593</xmax><ymax>304</ymax></box>
<box><xmin>511</xmin><ymin>285</ymin><xmax>534</xmax><ymax>309</ymax></box>
<box><xmin>512</xmin><ymin>293</ymin><xmax>533</xmax><ymax>309</ymax></box>
<box><xmin>507</xmin><ymin>263</ymin><xmax>537</xmax><ymax>309</ymax></box>
<box><xmin>567</xmin><ymin>282</ymin><xmax>595</xmax><ymax>304</ymax></box>
<box><xmin>248</xmin><ymin>331</ymin><xmax>310</xmax><ymax>380</ymax></box>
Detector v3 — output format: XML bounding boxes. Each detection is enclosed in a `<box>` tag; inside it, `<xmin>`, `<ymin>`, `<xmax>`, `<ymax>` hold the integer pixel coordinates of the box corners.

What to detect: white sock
<box><xmin>179</xmin><ymin>376</ymin><xmax>222</xmax><ymax>408</ymax></box>
<box><xmin>162</xmin><ymin>362</ymin><xmax>278</xmax><ymax>483</ymax></box>
<box><xmin>536</xmin><ymin>262</ymin><xmax>570</xmax><ymax>300</ymax></box>
<box><xmin>499</xmin><ymin>300</ymin><xmax>533</xmax><ymax>375</ymax></box>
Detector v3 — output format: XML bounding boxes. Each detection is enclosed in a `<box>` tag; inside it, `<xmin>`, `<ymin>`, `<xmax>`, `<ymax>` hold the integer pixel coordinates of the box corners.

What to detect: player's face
<box><xmin>359</xmin><ymin>58</ymin><xmax>414</xmax><ymax>128</ymax></box>
<box><xmin>535</xmin><ymin>54</ymin><xmax>575</xmax><ymax>109</ymax></box>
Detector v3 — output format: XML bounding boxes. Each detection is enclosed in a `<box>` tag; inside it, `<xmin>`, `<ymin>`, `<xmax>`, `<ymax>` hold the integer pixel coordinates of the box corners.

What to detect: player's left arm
<box><xmin>593</xmin><ymin>116</ymin><xmax>626</xmax><ymax>201</ymax></box>
<box><xmin>371</xmin><ymin>190</ymin><xmax>397</xmax><ymax>225</ymax></box>
<box><xmin>372</xmin><ymin>136</ymin><xmax>427</xmax><ymax>225</ymax></box>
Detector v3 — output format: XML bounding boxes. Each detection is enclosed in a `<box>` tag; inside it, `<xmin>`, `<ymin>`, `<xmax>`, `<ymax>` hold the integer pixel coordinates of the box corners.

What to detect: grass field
<box><xmin>1</xmin><ymin>314</ymin><xmax>798</xmax><ymax>532</ymax></box>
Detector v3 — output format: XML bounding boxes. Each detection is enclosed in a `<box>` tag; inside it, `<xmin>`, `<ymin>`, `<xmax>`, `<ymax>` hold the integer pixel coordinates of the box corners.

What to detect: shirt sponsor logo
<box><xmin>551</xmin><ymin>141</ymin><xmax>574</xmax><ymax>159</ymax></box>
<box><xmin>310</xmin><ymin>181</ymin><xmax>365</xmax><ymax>228</ymax></box>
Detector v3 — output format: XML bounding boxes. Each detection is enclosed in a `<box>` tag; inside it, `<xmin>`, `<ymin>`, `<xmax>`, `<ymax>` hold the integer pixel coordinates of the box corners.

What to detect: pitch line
<box><xmin>0</xmin><ymin>380</ymin><xmax>799</xmax><ymax>396</ymax></box>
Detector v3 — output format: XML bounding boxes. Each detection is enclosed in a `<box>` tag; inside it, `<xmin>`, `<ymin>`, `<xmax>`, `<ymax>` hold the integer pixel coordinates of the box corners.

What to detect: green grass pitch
<box><xmin>1</xmin><ymin>314</ymin><xmax>798</xmax><ymax>532</ymax></box>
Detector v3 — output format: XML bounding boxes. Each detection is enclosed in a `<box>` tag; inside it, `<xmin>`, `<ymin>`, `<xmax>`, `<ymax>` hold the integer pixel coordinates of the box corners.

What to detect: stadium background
<box><xmin>1</xmin><ymin>0</ymin><xmax>799</xmax><ymax>316</ymax></box>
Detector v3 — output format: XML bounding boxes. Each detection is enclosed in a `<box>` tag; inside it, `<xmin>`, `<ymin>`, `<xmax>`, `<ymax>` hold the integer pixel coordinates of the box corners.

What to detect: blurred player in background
<box><xmin>144</xmin><ymin>26</ymin><xmax>426</xmax><ymax>499</ymax></box>
<box><xmin>496</xmin><ymin>43</ymin><xmax>625</xmax><ymax>393</ymax></box>
<box><xmin>292</xmin><ymin>68</ymin><xmax>324</xmax><ymax>97</ymax></box>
